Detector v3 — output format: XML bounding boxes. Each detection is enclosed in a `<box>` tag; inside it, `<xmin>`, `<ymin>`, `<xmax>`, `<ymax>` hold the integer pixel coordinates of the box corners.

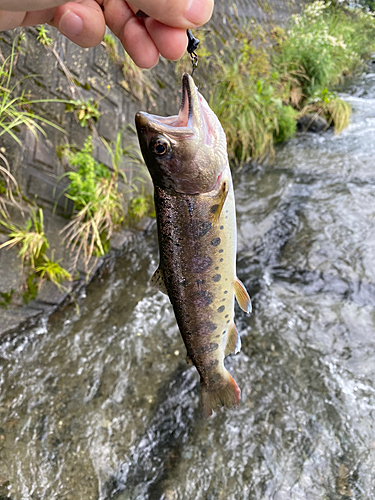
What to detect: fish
<box><xmin>135</xmin><ymin>73</ymin><xmax>251</xmax><ymax>418</ymax></box>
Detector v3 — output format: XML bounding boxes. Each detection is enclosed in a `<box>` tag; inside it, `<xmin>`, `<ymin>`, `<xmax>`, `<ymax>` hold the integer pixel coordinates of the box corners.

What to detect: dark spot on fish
<box><xmin>210</xmin><ymin>204</ymin><xmax>219</xmax><ymax>214</ymax></box>
<box><xmin>219</xmin><ymin>249</ymin><xmax>224</xmax><ymax>254</ymax></box>
<box><xmin>222</xmin><ymin>330</ymin><xmax>226</xmax><ymax>335</ymax></box>
<box><xmin>215</xmin><ymin>267</ymin><xmax>219</xmax><ymax>270</ymax></box>
<box><xmin>225</xmin><ymin>314</ymin><xmax>229</xmax><ymax>318</ymax></box>
<box><xmin>211</xmin><ymin>373</ymin><xmax>222</xmax><ymax>383</ymax></box>
<box><xmin>220</xmin><ymin>226</ymin><xmax>224</xmax><ymax>230</ymax></box>
<box><xmin>198</xmin><ymin>322</ymin><xmax>217</xmax><ymax>335</ymax></box>
<box><xmin>213</xmin><ymin>274</ymin><xmax>221</xmax><ymax>282</ymax></box>
<box><xmin>215</xmin><ymin>335</ymin><xmax>220</xmax><ymax>338</ymax></box>
<box><xmin>206</xmin><ymin>359</ymin><xmax>219</xmax><ymax>370</ymax></box>
<box><xmin>186</xmin><ymin>198</ymin><xmax>195</xmax><ymax>216</ymax></box>
<box><xmin>211</xmin><ymin>237</ymin><xmax>221</xmax><ymax>247</ymax></box>
<box><xmin>193</xmin><ymin>290</ymin><xmax>214</xmax><ymax>307</ymax></box>
<box><xmin>191</xmin><ymin>255</ymin><xmax>213</xmax><ymax>273</ymax></box>
<box><xmin>222</xmin><ymin>299</ymin><xmax>225</xmax><ymax>302</ymax></box>
<box><xmin>226</xmin><ymin>320</ymin><xmax>230</xmax><ymax>324</ymax></box>
<box><xmin>224</xmin><ymin>291</ymin><xmax>228</xmax><ymax>294</ymax></box>
<box><xmin>197</xmin><ymin>343</ymin><xmax>219</xmax><ymax>354</ymax></box>
<box><xmin>190</xmin><ymin>220</ymin><xmax>212</xmax><ymax>240</ymax></box>
<box><xmin>220</xmin><ymin>258</ymin><xmax>223</xmax><ymax>262</ymax></box>
<box><xmin>217</xmin><ymin>305</ymin><xmax>225</xmax><ymax>313</ymax></box>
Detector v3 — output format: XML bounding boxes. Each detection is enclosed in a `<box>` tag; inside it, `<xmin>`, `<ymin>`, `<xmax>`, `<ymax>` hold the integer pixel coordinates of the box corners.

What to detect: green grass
<box><xmin>0</xmin><ymin>208</ymin><xmax>72</xmax><ymax>303</ymax></box>
<box><xmin>65</xmin><ymin>98</ymin><xmax>101</xmax><ymax>128</ymax></box>
<box><xmin>0</xmin><ymin>38</ymin><xmax>66</xmax><ymax>146</ymax></box>
<box><xmin>203</xmin><ymin>2</ymin><xmax>375</xmax><ymax>164</ymax></box>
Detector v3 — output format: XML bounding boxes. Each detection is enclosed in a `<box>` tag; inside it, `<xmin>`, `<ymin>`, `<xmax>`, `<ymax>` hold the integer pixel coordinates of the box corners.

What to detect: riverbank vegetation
<box><xmin>0</xmin><ymin>206</ymin><xmax>71</xmax><ymax>304</ymax></box>
<box><xmin>204</xmin><ymin>1</ymin><xmax>375</xmax><ymax>163</ymax></box>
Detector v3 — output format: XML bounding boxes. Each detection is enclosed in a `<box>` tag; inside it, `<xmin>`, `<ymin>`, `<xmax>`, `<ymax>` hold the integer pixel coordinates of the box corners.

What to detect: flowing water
<box><xmin>2</xmin><ymin>67</ymin><xmax>375</xmax><ymax>500</ymax></box>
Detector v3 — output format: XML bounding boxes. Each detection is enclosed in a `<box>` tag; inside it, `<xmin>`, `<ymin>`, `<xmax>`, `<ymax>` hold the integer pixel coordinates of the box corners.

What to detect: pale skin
<box><xmin>0</xmin><ymin>0</ymin><xmax>214</xmax><ymax>68</ymax></box>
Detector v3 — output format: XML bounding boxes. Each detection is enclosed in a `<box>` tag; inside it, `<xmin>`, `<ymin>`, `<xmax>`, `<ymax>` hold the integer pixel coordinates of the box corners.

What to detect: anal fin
<box><xmin>225</xmin><ymin>323</ymin><xmax>241</xmax><ymax>356</ymax></box>
<box><xmin>234</xmin><ymin>277</ymin><xmax>252</xmax><ymax>314</ymax></box>
<box><xmin>150</xmin><ymin>267</ymin><xmax>168</xmax><ymax>295</ymax></box>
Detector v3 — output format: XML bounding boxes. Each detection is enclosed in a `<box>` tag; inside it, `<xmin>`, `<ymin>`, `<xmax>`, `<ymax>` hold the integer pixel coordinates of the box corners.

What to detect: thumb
<box><xmin>127</xmin><ymin>0</ymin><xmax>214</xmax><ymax>29</ymax></box>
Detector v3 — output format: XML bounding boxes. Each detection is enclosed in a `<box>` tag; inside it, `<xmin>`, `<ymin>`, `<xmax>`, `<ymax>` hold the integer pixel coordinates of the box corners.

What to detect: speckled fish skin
<box><xmin>135</xmin><ymin>74</ymin><xmax>251</xmax><ymax>418</ymax></box>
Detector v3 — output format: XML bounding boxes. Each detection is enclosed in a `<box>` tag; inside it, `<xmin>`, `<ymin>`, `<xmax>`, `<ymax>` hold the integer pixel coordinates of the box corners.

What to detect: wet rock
<box><xmin>297</xmin><ymin>113</ymin><xmax>329</xmax><ymax>133</ymax></box>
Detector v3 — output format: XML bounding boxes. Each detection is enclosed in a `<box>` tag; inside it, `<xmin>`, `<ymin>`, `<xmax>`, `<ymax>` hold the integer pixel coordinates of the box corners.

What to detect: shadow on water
<box><xmin>1</xmin><ymin>69</ymin><xmax>375</xmax><ymax>499</ymax></box>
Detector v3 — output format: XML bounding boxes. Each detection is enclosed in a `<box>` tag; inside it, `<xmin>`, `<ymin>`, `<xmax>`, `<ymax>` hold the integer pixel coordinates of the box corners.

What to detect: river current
<box><xmin>1</xmin><ymin>67</ymin><xmax>375</xmax><ymax>499</ymax></box>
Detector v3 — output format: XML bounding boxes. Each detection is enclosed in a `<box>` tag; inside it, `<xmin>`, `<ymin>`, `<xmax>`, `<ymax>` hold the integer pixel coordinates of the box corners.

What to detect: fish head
<box><xmin>135</xmin><ymin>73</ymin><xmax>227</xmax><ymax>195</ymax></box>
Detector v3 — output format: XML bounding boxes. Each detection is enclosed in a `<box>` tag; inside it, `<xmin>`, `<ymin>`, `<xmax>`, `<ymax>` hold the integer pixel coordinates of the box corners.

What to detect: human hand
<box><xmin>0</xmin><ymin>0</ymin><xmax>214</xmax><ymax>68</ymax></box>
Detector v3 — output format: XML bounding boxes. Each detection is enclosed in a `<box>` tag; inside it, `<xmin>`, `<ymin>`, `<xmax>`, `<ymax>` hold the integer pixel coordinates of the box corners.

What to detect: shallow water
<box><xmin>1</xmin><ymin>68</ymin><xmax>375</xmax><ymax>499</ymax></box>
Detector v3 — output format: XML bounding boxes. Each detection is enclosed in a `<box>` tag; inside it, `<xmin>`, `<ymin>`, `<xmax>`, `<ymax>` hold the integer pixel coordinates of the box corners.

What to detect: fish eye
<box><xmin>152</xmin><ymin>137</ymin><xmax>170</xmax><ymax>157</ymax></box>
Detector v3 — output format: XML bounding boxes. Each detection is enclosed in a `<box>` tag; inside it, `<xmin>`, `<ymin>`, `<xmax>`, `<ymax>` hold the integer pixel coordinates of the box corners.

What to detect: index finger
<box><xmin>127</xmin><ymin>0</ymin><xmax>214</xmax><ymax>28</ymax></box>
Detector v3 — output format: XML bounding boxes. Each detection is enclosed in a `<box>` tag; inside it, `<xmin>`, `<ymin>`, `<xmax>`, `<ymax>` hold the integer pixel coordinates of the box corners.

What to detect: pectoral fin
<box><xmin>225</xmin><ymin>323</ymin><xmax>241</xmax><ymax>356</ymax></box>
<box><xmin>150</xmin><ymin>268</ymin><xmax>168</xmax><ymax>295</ymax></box>
<box><xmin>234</xmin><ymin>277</ymin><xmax>252</xmax><ymax>314</ymax></box>
<box><xmin>211</xmin><ymin>181</ymin><xmax>229</xmax><ymax>224</ymax></box>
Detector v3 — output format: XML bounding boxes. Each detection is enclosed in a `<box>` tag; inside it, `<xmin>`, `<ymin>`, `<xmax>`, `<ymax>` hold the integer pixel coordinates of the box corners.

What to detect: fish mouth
<box><xmin>135</xmin><ymin>73</ymin><xmax>211</xmax><ymax>141</ymax></box>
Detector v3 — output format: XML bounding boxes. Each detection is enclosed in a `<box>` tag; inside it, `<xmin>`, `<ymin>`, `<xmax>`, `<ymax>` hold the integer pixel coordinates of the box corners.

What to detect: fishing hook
<box><xmin>187</xmin><ymin>29</ymin><xmax>200</xmax><ymax>76</ymax></box>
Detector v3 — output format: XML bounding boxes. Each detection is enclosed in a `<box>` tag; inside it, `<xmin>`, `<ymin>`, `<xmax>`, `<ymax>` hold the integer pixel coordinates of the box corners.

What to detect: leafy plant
<box><xmin>59</xmin><ymin>136</ymin><xmax>125</xmax><ymax>272</ymax></box>
<box><xmin>0</xmin><ymin>290</ymin><xmax>14</xmax><ymax>308</ymax></box>
<box><xmin>0</xmin><ymin>39</ymin><xmax>66</xmax><ymax>146</ymax></box>
<box><xmin>300</xmin><ymin>89</ymin><xmax>351</xmax><ymax>133</ymax></box>
<box><xmin>128</xmin><ymin>193</ymin><xmax>155</xmax><ymax>222</ymax></box>
<box><xmin>65</xmin><ymin>98</ymin><xmax>101</xmax><ymax>127</ymax></box>
<box><xmin>0</xmin><ymin>208</ymin><xmax>72</xmax><ymax>302</ymax></box>
<box><xmin>37</xmin><ymin>25</ymin><xmax>53</xmax><ymax>47</ymax></box>
<box><xmin>275</xmin><ymin>1</ymin><xmax>375</xmax><ymax>103</ymax></box>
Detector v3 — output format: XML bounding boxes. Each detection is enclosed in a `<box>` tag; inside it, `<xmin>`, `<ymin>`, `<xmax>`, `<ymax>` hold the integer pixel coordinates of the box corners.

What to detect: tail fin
<box><xmin>201</xmin><ymin>370</ymin><xmax>241</xmax><ymax>419</ymax></box>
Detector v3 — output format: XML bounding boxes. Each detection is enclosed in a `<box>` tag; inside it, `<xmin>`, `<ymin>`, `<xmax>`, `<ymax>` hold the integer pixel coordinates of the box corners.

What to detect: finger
<box><xmin>144</xmin><ymin>19</ymin><xmax>188</xmax><ymax>61</ymax></box>
<box><xmin>127</xmin><ymin>0</ymin><xmax>214</xmax><ymax>28</ymax></box>
<box><xmin>102</xmin><ymin>0</ymin><xmax>159</xmax><ymax>68</ymax></box>
<box><xmin>20</xmin><ymin>8</ymin><xmax>56</xmax><ymax>26</ymax></box>
<box><xmin>120</xmin><ymin>16</ymin><xmax>159</xmax><ymax>69</ymax></box>
<box><xmin>0</xmin><ymin>10</ymin><xmax>25</xmax><ymax>30</ymax></box>
<box><xmin>51</xmin><ymin>0</ymin><xmax>105</xmax><ymax>48</ymax></box>
<box><xmin>0</xmin><ymin>1</ymin><xmax>68</xmax><ymax>12</ymax></box>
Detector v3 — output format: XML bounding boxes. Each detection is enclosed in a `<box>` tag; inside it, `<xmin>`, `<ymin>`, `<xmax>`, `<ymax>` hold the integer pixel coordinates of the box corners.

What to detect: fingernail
<box><xmin>185</xmin><ymin>0</ymin><xmax>213</xmax><ymax>25</ymax></box>
<box><xmin>59</xmin><ymin>9</ymin><xmax>83</xmax><ymax>37</ymax></box>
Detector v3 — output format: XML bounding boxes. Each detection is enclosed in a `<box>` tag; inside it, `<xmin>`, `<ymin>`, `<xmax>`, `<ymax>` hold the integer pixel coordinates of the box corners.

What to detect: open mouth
<box><xmin>135</xmin><ymin>74</ymin><xmax>217</xmax><ymax>146</ymax></box>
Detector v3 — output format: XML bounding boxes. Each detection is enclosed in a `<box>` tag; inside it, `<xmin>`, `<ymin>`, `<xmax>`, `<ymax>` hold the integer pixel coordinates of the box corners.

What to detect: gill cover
<box><xmin>135</xmin><ymin>73</ymin><xmax>228</xmax><ymax>195</ymax></box>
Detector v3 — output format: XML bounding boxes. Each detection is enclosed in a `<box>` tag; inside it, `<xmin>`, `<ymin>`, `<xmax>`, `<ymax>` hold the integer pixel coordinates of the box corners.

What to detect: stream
<box><xmin>1</xmin><ymin>66</ymin><xmax>375</xmax><ymax>499</ymax></box>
